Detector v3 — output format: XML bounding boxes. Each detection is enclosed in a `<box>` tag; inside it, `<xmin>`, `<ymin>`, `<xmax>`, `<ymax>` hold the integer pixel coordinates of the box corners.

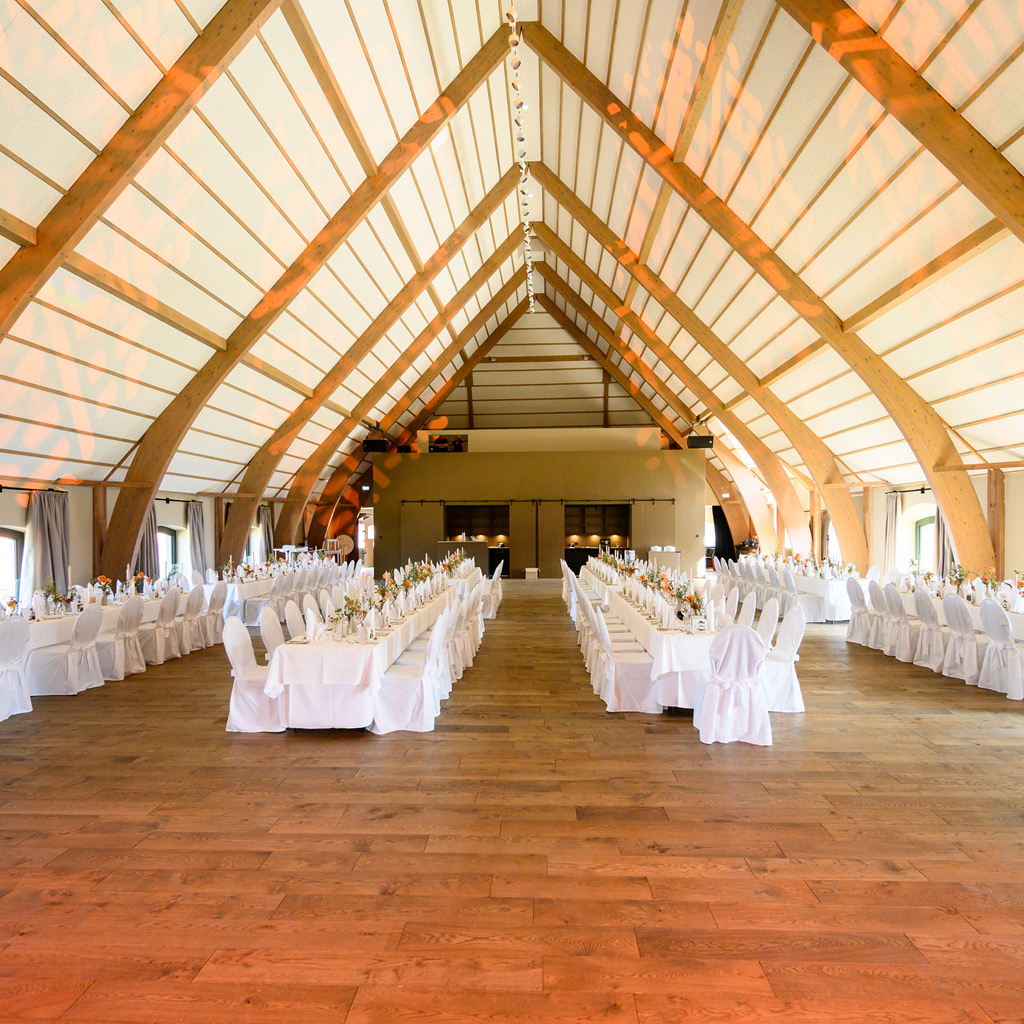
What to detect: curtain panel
<box><xmin>187</xmin><ymin>501</ymin><xmax>208</xmax><ymax>575</ymax></box>
<box><xmin>19</xmin><ymin>490</ymin><xmax>71</xmax><ymax>601</ymax></box>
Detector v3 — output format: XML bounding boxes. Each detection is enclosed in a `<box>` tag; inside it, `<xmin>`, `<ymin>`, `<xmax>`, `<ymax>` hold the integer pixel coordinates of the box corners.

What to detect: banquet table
<box><xmin>579</xmin><ymin>565</ymin><xmax>622</xmax><ymax>607</ymax></box>
<box><xmin>789</xmin><ymin>572</ymin><xmax>852</xmax><ymax>622</ymax></box>
<box><xmin>203</xmin><ymin>577</ymin><xmax>274</xmax><ymax>621</ymax></box>
<box><xmin>264</xmin><ymin>589</ymin><xmax>452</xmax><ymax>730</ymax></box>
<box><xmin>22</xmin><ymin>598</ymin><xmax>161</xmax><ymax>656</ymax></box>
<box><xmin>898</xmin><ymin>590</ymin><xmax>1024</xmax><ymax>643</ymax></box>
<box><xmin>610</xmin><ymin>592</ymin><xmax>716</xmax><ymax>709</ymax></box>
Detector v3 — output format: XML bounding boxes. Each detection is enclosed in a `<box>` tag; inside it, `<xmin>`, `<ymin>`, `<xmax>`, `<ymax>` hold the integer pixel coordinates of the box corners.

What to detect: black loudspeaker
<box><xmin>362</xmin><ymin>439</ymin><xmax>388</xmax><ymax>453</ymax></box>
<box><xmin>686</xmin><ymin>435</ymin><xmax>714</xmax><ymax>449</ymax></box>
<box><xmin>396</xmin><ymin>444</ymin><xmax>413</xmax><ymax>453</ymax></box>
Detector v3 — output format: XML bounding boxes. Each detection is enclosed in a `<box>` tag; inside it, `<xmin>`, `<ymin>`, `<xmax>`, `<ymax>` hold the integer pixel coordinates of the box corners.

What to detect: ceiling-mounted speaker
<box><xmin>362</xmin><ymin>439</ymin><xmax>388</xmax><ymax>453</ymax></box>
<box><xmin>686</xmin><ymin>435</ymin><xmax>714</xmax><ymax>449</ymax></box>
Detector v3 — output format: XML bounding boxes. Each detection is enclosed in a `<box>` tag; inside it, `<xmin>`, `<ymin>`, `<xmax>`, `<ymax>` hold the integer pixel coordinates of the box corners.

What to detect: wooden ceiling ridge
<box><xmin>776</xmin><ymin>0</ymin><xmax>1024</xmax><ymax>247</ymax></box>
<box><xmin>272</xmin><ymin>244</ymin><xmax>526</xmax><ymax>550</ymax></box>
<box><xmin>96</xmin><ymin>21</ymin><xmax>510</xmax><ymax>577</ymax></box>
<box><xmin>303</xmin><ymin>277</ymin><xmax>530</xmax><ymax>549</ymax></box>
<box><xmin>536</xmin><ymin>291</ymin><xmax>760</xmax><ymax>547</ymax></box>
<box><xmin>536</xmin><ymin>256</ymin><xmax>789</xmax><ymax>552</ymax></box>
<box><xmin>0</xmin><ymin>0</ymin><xmax>285</xmax><ymax>342</ymax></box>
<box><xmin>527</xmin><ymin>25</ymin><xmax>995</xmax><ymax>570</ymax></box>
<box><xmin>216</xmin><ymin>169</ymin><xmax>519</xmax><ymax>561</ymax></box>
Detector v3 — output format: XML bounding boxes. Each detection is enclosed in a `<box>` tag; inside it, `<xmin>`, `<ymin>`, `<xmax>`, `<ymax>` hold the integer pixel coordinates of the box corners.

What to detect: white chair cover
<box><xmin>912</xmin><ymin>588</ymin><xmax>946</xmax><ymax>673</ymax></box>
<box><xmin>724</xmin><ymin>587</ymin><xmax>740</xmax><ymax>622</ymax></box>
<box><xmin>756</xmin><ymin>597</ymin><xmax>779</xmax><ymax>650</ymax></box>
<box><xmin>736</xmin><ymin>592</ymin><xmax>757</xmax><ymax>628</ymax></box>
<box><xmin>223</xmin><ymin>617</ymin><xmax>284</xmax><ymax>732</ymax></box>
<box><xmin>0</xmin><ymin>616</ymin><xmax>32</xmax><ymax>721</ymax></box>
<box><xmin>761</xmin><ymin>606</ymin><xmax>806</xmax><ymax>713</ymax></box>
<box><xmin>176</xmin><ymin>584</ymin><xmax>208</xmax><ymax>655</ymax></box>
<box><xmin>259</xmin><ymin>607</ymin><xmax>285</xmax><ymax>664</ymax></box>
<box><xmin>191</xmin><ymin>570</ymin><xmax>205</xmax><ymax>588</ymax></box>
<box><xmin>206</xmin><ymin>568</ymin><xmax>218</xmax><ymax>584</ymax></box>
<box><xmin>941</xmin><ymin>593</ymin><xmax>984</xmax><ymax>685</ymax></box>
<box><xmin>202</xmin><ymin>582</ymin><xmax>228</xmax><ymax>646</ymax></box>
<box><xmin>866</xmin><ymin>581</ymin><xmax>890</xmax><ymax>652</ymax></box>
<box><xmin>977</xmin><ymin>598</ymin><xmax>1022</xmax><ymax>699</ymax></box>
<box><xmin>696</xmin><ymin>625</ymin><xmax>771</xmax><ymax>745</ymax></box>
<box><xmin>26</xmin><ymin>604</ymin><xmax>105</xmax><ymax>696</ymax></box>
<box><xmin>97</xmin><ymin>595</ymin><xmax>146</xmax><ymax>680</ymax></box>
<box><xmin>592</xmin><ymin>604</ymin><xmax>657</xmax><ymax>714</ymax></box>
<box><xmin>845</xmin><ymin>578</ymin><xmax>870</xmax><ymax>645</ymax></box>
<box><xmin>302</xmin><ymin>594</ymin><xmax>323</xmax><ymax>625</ymax></box>
<box><xmin>284</xmin><ymin>600</ymin><xmax>305</xmax><ymax>640</ymax></box>
<box><xmin>140</xmin><ymin>590</ymin><xmax>181</xmax><ymax>665</ymax></box>
<box><xmin>483</xmin><ymin>561</ymin><xmax>504</xmax><ymax>620</ymax></box>
<box><xmin>885</xmin><ymin>583</ymin><xmax>918</xmax><ymax>663</ymax></box>
<box><xmin>866</xmin><ymin>565</ymin><xmax>880</xmax><ymax>582</ymax></box>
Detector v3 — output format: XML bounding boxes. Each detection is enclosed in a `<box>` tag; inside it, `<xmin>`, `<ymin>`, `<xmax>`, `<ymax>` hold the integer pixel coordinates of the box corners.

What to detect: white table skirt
<box><xmin>203</xmin><ymin>578</ymin><xmax>275</xmax><ymax>621</ymax></box>
<box><xmin>610</xmin><ymin>592</ymin><xmax>715</xmax><ymax>708</ymax></box>
<box><xmin>790</xmin><ymin>574</ymin><xmax>852</xmax><ymax>622</ymax></box>
<box><xmin>264</xmin><ymin>590</ymin><xmax>452</xmax><ymax>729</ymax></box>
<box><xmin>898</xmin><ymin>590</ymin><xmax>1024</xmax><ymax>643</ymax></box>
<box><xmin>23</xmin><ymin>599</ymin><xmax>161</xmax><ymax>655</ymax></box>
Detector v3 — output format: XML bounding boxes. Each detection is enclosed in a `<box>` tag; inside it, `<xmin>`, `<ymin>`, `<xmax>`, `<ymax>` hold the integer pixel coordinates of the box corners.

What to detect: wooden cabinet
<box><xmin>563</xmin><ymin>503</ymin><xmax>630</xmax><ymax>544</ymax></box>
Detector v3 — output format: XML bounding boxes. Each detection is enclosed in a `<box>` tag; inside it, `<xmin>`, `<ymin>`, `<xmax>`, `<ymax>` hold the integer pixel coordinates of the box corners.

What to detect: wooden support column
<box><xmin>92</xmin><ymin>485</ymin><xmax>107</xmax><ymax>578</ymax></box>
<box><xmin>863</xmin><ymin>485</ymin><xmax>877</xmax><ymax>569</ymax></box>
<box><xmin>213</xmin><ymin>497</ymin><xmax>225</xmax><ymax>566</ymax></box>
<box><xmin>988</xmin><ymin>469</ymin><xmax>1005</xmax><ymax>577</ymax></box>
<box><xmin>810</xmin><ymin>489</ymin><xmax>822</xmax><ymax>562</ymax></box>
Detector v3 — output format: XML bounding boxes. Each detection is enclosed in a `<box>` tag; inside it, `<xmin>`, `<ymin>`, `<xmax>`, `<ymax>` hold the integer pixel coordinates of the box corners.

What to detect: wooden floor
<box><xmin>2</xmin><ymin>580</ymin><xmax>1024</xmax><ymax>1022</ymax></box>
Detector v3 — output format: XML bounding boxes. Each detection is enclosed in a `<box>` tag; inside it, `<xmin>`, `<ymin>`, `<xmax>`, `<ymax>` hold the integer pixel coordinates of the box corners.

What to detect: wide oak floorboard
<box><xmin>1</xmin><ymin>579</ymin><xmax>1023</xmax><ymax>1021</ymax></box>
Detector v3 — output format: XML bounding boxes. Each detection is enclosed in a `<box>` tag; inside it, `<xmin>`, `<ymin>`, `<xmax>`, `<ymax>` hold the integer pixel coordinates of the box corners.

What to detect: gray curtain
<box><xmin>937</xmin><ymin>506</ymin><xmax>956</xmax><ymax>579</ymax></box>
<box><xmin>883</xmin><ymin>491</ymin><xmax>899</xmax><ymax>575</ymax></box>
<box><xmin>256</xmin><ymin>505</ymin><xmax>274</xmax><ymax>564</ymax></box>
<box><xmin>19</xmin><ymin>490</ymin><xmax>70</xmax><ymax>600</ymax></box>
<box><xmin>187</xmin><ymin>501</ymin><xmax>208</xmax><ymax>575</ymax></box>
<box><xmin>137</xmin><ymin>503</ymin><xmax>159</xmax><ymax>579</ymax></box>
<box><xmin>820</xmin><ymin>510</ymin><xmax>831</xmax><ymax>561</ymax></box>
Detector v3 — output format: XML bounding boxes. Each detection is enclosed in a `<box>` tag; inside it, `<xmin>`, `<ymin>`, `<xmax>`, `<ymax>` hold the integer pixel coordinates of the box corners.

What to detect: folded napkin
<box><xmin>32</xmin><ymin>593</ymin><xmax>45</xmax><ymax>618</ymax></box>
<box><xmin>660</xmin><ymin>601</ymin><xmax>672</xmax><ymax>630</ymax></box>
<box><xmin>304</xmin><ymin>608</ymin><xmax>319</xmax><ymax>639</ymax></box>
<box><xmin>364</xmin><ymin>609</ymin><xmax>376</xmax><ymax>638</ymax></box>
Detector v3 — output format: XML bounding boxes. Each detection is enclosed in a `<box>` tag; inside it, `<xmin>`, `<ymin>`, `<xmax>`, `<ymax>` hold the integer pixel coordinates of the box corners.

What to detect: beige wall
<box><xmin>373</xmin><ymin>447</ymin><xmax>706</xmax><ymax>578</ymax></box>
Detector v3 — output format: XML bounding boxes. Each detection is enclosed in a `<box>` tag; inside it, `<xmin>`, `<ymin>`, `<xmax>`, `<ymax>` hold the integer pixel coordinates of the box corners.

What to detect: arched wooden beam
<box><xmin>535</xmin><ymin>278</ymin><xmax>780</xmax><ymax>551</ymax></box>
<box><xmin>273</xmin><ymin>250</ymin><xmax>526</xmax><ymax>548</ymax></box>
<box><xmin>217</xmin><ymin>167</ymin><xmax>518</xmax><ymax>562</ymax></box>
<box><xmin>533</xmin><ymin>167</ymin><xmax>868</xmax><ymax>564</ymax></box>
<box><xmin>0</xmin><ymin>0</ymin><xmax>284</xmax><ymax>341</ymax></box>
<box><xmin>535</xmin><ymin>292</ymin><xmax>767</xmax><ymax>549</ymax></box>
<box><xmin>777</xmin><ymin>0</ymin><xmax>1024</xmax><ymax>245</ymax></box>
<box><xmin>96</xmin><ymin>25</ymin><xmax>509</xmax><ymax>578</ymax></box>
<box><xmin>536</xmin><ymin>231</ymin><xmax>825</xmax><ymax>561</ymax></box>
<box><xmin>307</xmin><ymin>297</ymin><xmax>531</xmax><ymax>549</ymax></box>
<box><xmin>526</xmin><ymin>22</ymin><xmax>993</xmax><ymax>570</ymax></box>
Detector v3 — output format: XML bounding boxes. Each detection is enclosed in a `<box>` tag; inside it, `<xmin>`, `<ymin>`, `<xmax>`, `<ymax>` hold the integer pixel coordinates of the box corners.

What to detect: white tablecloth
<box><xmin>264</xmin><ymin>590</ymin><xmax>452</xmax><ymax>729</ymax></box>
<box><xmin>203</xmin><ymin>578</ymin><xmax>274</xmax><ymax>620</ymax></box>
<box><xmin>23</xmin><ymin>599</ymin><xmax>161</xmax><ymax>655</ymax></box>
<box><xmin>579</xmin><ymin>566</ymin><xmax>622</xmax><ymax>607</ymax></box>
<box><xmin>899</xmin><ymin>590</ymin><xmax>1024</xmax><ymax>642</ymax></box>
<box><xmin>790</xmin><ymin>573</ymin><xmax>852</xmax><ymax>622</ymax></box>
<box><xmin>610</xmin><ymin>592</ymin><xmax>715</xmax><ymax>708</ymax></box>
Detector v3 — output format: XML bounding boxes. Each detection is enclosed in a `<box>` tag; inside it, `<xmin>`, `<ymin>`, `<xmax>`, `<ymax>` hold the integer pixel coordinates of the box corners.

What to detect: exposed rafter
<box><xmin>0</xmin><ymin>208</ymin><xmax>35</xmax><ymax>248</ymax></box>
<box><xmin>536</xmin><ymin>263</ymin><xmax>785</xmax><ymax>551</ymax></box>
<box><xmin>776</xmin><ymin>0</ymin><xmax>1024</xmax><ymax>246</ymax></box>
<box><xmin>303</xmin><ymin>276</ymin><xmax>528</xmax><ymax>548</ymax></box>
<box><xmin>97</xmin><ymin>24</ymin><xmax>510</xmax><ymax>577</ymax></box>
<box><xmin>216</xmin><ymin>169</ymin><xmax>518</xmax><ymax>561</ymax></box>
<box><xmin>274</xmin><ymin>255</ymin><xmax>527</xmax><ymax>550</ymax></box>
<box><xmin>525</xmin><ymin>28</ymin><xmax>994</xmax><ymax>567</ymax></box>
<box><xmin>0</xmin><ymin>0</ymin><xmax>285</xmax><ymax>342</ymax></box>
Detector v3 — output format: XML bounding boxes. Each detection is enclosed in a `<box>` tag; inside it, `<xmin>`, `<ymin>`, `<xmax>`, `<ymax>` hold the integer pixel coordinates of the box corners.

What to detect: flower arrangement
<box><xmin>946</xmin><ymin>564</ymin><xmax>970</xmax><ymax>589</ymax></box>
<box><xmin>342</xmin><ymin>594</ymin><xmax>367</xmax><ymax>623</ymax></box>
<box><xmin>90</xmin><ymin>575</ymin><xmax>114</xmax><ymax>595</ymax></box>
<box><xmin>680</xmin><ymin>591</ymin><xmax>704</xmax><ymax>616</ymax></box>
<box><xmin>977</xmin><ymin>566</ymin><xmax>998</xmax><ymax>587</ymax></box>
<box><xmin>42</xmin><ymin>576</ymin><xmax>62</xmax><ymax>601</ymax></box>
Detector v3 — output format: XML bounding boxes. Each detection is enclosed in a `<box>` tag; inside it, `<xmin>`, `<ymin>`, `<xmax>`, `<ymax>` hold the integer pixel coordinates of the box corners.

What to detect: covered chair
<box><xmin>482</xmin><ymin>561</ymin><xmax>504</xmax><ymax>619</ymax></box>
<box><xmin>223</xmin><ymin>617</ymin><xmax>284</xmax><ymax>732</ymax></box>
<box><xmin>302</xmin><ymin>594</ymin><xmax>323</xmax><ymax>625</ymax></box>
<box><xmin>139</xmin><ymin>590</ymin><xmax>181</xmax><ymax>665</ymax></box>
<box><xmin>845</xmin><ymin>578</ymin><xmax>870</xmax><ymax>645</ymax></box>
<box><xmin>96</xmin><ymin>595</ymin><xmax>146</xmax><ymax>680</ymax></box>
<box><xmin>175</xmin><ymin>585</ymin><xmax>208</xmax><ymax>655</ymax></box>
<box><xmin>243</xmin><ymin>573</ymin><xmax>287</xmax><ymax>626</ymax></box>
<box><xmin>695</xmin><ymin>626</ymin><xmax>771</xmax><ymax>746</ymax></box>
<box><xmin>723</xmin><ymin>587</ymin><xmax>740</xmax><ymax>623</ymax></box>
<box><xmin>761</xmin><ymin>606</ymin><xmax>806</xmax><ymax>713</ymax></box>
<box><xmin>190</xmin><ymin>570</ymin><xmax>205</xmax><ymax>588</ymax></box>
<box><xmin>885</xmin><ymin>584</ymin><xmax>918</xmax><ymax>663</ymax></box>
<box><xmin>0</xmin><ymin>616</ymin><xmax>32</xmax><ymax>721</ymax></box>
<box><xmin>202</xmin><ymin>581</ymin><xmax>228</xmax><ymax>646</ymax></box>
<box><xmin>284</xmin><ymin>600</ymin><xmax>305</xmax><ymax>639</ymax></box>
<box><xmin>755</xmin><ymin>597</ymin><xmax>780</xmax><ymax>651</ymax></box>
<box><xmin>26</xmin><ymin>604</ymin><xmax>105</xmax><ymax>696</ymax></box>
<box><xmin>736</xmin><ymin>592</ymin><xmax>757</xmax><ymax>628</ymax></box>
<box><xmin>259</xmin><ymin>607</ymin><xmax>285</xmax><ymax>664</ymax></box>
<box><xmin>371</xmin><ymin>608</ymin><xmax>450</xmax><ymax>734</ymax></box>
<box><xmin>977</xmin><ymin>599</ymin><xmax>1022</xmax><ymax>700</ymax></box>
<box><xmin>912</xmin><ymin>589</ymin><xmax>947</xmax><ymax>673</ymax></box>
<box><xmin>866</xmin><ymin>581</ymin><xmax>890</xmax><ymax>651</ymax></box>
<box><xmin>941</xmin><ymin>593</ymin><xmax>985</xmax><ymax>685</ymax></box>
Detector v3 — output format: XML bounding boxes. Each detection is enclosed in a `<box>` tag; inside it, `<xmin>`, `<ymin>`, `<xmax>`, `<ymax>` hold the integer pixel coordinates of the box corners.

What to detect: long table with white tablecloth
<box><xmin>23</xmin><ymin>599</ymin><xmax>161</xmax><ymax>656</ymax></box>
<box><xmin>897</xmin><ymin>589</ymin><xmax>1024</xmax><ymax>643</ymax></box>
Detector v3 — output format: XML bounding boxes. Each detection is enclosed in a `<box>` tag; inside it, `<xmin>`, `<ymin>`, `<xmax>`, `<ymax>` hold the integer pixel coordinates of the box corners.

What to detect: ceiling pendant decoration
<box><xmin>506</xmin><ymin>2</ymin><xmax>535</xmax><ymax>312</ymax></box>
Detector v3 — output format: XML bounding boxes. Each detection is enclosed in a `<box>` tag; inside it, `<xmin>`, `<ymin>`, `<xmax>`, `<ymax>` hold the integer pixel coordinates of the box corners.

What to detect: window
<box><xmin>915</xmin><ymin>516</ymin><xmax>936</xmax><ymax>573</ymax></box>
<box><xmin>157</xmin><ymin>526</ymin><xmax>178</xmax><ymax>579</ymax></box>
<box><xmin>0</xmin><ymin>528</ymin><xmax>23</xmax><ymax>599</ymax></box>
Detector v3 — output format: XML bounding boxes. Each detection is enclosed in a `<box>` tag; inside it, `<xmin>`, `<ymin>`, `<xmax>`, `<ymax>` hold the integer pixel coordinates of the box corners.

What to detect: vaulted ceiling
<box><xmin>0</xmin><ymin>0</ymin><xmax>1021</xmax><ymax>574</ymax></box>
